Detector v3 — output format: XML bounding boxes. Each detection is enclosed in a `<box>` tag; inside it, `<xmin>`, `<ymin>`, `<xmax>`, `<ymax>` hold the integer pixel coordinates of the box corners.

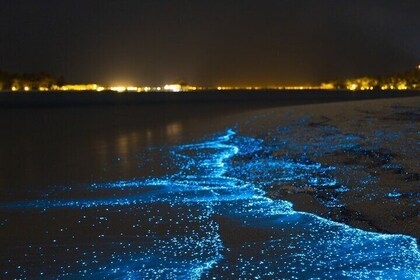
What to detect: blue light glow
<box><xmin>0</xmin><ymin>129</ymin><xmax>419</xmax><ymax>279</ymax></box>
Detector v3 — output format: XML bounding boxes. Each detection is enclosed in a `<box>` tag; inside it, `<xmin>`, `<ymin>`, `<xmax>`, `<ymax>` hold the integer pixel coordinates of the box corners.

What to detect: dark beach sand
<box><xmin>231</xmin><ymin>95</ymin><xmax>419</xmax><ymax>239</ymax></box>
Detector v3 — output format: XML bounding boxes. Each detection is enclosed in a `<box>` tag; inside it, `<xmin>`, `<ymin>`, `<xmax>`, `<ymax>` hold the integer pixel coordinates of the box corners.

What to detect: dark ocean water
<box><xmin>0</xmin><ymin>98</ymin><xmax>419</xmax><ymax>278</ymax></box>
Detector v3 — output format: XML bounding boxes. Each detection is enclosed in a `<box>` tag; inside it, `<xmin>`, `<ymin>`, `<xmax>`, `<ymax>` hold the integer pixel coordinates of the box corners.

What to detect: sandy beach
<box><xmin>231</xmin><ymin>95</ymin><xmax>419</xmax><ymax>239</ymax></box>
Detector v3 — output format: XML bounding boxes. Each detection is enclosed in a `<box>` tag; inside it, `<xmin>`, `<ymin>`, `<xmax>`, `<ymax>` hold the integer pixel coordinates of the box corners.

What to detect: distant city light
<box><xmin>2</xmin><ymin>64</ymin><xmax>419</xmax><ymax>93</ymax></box>
<box><xmin>54</xmin><ymin>84</ymin><xmax>99</xmax><ymax>91</ymax></box>
<box><xmin>397</xmin><ymin>83</ymin><xmax>407</xmax><ymax>90</ymax></box>
<box><xmin>164</xmin><ymin>84</ymin><xmax>182</xmax><ymax>92</ymax></box>
<box><xmin>349</xmin><ymin>84</ymin><xmax>358</xmax><ymax>91</ymax></box>
<box><xmin>320</xmin><ymin>83</ymin><xmax>335</xmax><ymax>90</ymax></box>
<box><xmin>126</xmin><ymin>87</ymin><xmax>138</xmax><ymax>92</ymax></box>
<box><xmin>110</xmin><ymin>86</ymin><xmax>126</xmax><ymax>92</ymax></box>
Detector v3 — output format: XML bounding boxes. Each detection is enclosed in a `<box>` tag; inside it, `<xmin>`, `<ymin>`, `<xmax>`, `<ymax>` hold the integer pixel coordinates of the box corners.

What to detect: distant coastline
<box><xmin>1</xmin><ymin>65</ymin><xmax>419</xmax><ymax>93</ymax></box>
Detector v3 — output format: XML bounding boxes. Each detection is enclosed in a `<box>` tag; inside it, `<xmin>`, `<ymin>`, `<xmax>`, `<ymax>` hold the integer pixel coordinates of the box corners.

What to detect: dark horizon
<box><xmin>1</xmin><ymin>1</ymin><xmax>419</xmax><ymax>87</ymax></box>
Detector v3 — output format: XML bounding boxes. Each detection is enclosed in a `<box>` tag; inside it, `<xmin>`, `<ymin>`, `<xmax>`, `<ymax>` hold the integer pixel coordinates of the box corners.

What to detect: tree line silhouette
<box><xmin>322</xmin><ymin>66</ymin><xmax>420</xmax><ymax>90</ymax></box>
<box><xmin>0</xmin><ymin>70</ymin><xmax>64</xmax><ymax>91</ymax></box>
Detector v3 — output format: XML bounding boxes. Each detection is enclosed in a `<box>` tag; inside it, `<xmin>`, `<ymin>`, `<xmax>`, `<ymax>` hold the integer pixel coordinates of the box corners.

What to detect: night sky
<box><xmin>1</xmin><ymin>1</ymin><xmax>419</xmax><ymax>86</ymax></box>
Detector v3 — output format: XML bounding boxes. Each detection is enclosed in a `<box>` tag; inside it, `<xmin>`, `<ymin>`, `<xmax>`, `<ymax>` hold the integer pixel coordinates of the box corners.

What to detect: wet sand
<box><xmin>233</xmin><ymin>96</ymin><xmax>419</xmax><ymax>239</ymax></box>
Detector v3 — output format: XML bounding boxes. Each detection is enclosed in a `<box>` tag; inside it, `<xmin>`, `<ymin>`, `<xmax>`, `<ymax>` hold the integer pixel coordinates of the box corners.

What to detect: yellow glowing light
<box><xmin>38</xmin><ymin>87</ymin><xmax>49</xmax><ymax>91</ymax></box>
<box><xmin>110</xmin><ymin>86</ymin><xmax>126</xmax><ymax>92</ymax></box>
<box><xmin>11</xmin><ymin>86</ymin><xmax>18</xmax><ymax>91</ymax></box>
<box><xmin>96</xmin><ymin>86</ymin><xmax>105</xmax><ymax>92</ymax></box>
<box><xmin>320</xmin><ymin>83</ymin><xmax>335</xmax><ymax>90</ymax></box>
<box><xmin>24</xmin><ymin>86</ymin><xmax>30</xmax><ymax>91</ymax></box>
<box><xmin>397</xmin><ymin>83</ymin><xmax>407</xmax><ymax>90</ymax></box>
<box><xmin>349</xmin><ymin>84</ymin><xmax>358</xmax><ymax>91</ymax></box>
<box><xmin>58</xmin><ymin>84</ymin><xmax>99</xmax><ymax>91</ymax></box>
<box><xmin>127</xmin><ymin>87</ymin><xmax>138</xmax><ymax>92</ymax></box>
<box><xmin>164</xmin><ymin>84</ymin><xmax>182</xmax><ymax>92</ymax></box>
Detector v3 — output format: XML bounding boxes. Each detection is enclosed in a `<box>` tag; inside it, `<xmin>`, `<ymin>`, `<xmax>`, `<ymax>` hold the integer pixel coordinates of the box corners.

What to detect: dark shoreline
<box><xmin>1</xmin><ymin>92</ymin><xmax>418</xmax><ymax>241</ymax></box>
<box><xmin>242</xmin><ymin>97</ymin><xmax>420</xmax><ymax>241</ymax></box>
<box><xmin>1</xmin><ymin>90</ymin><xmax>419</xmax><ymax>108</ymax></box>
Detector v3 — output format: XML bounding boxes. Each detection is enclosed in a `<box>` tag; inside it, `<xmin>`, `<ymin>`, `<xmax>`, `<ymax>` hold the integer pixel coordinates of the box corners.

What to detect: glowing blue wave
<box><xmin>1</xmin><ymin>129</ymin><xmax>419</xmax><ymax>279</ymax></box>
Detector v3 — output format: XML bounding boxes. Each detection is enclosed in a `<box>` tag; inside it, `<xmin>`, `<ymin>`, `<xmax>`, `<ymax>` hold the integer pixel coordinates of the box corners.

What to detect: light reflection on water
<box><xmin>166</xmin><ymin>122</ymin><xmax>183</xmax><ymax>141</ymax></box>
<box><xmin>0</xmin><ymin>129</ymin><xmax>418</xmax><ymax>279</ymax></box>
<box><xmin>0</xmin><ymin>105</ymin><xmax>229</xmax><ymax>190</ymax></box>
